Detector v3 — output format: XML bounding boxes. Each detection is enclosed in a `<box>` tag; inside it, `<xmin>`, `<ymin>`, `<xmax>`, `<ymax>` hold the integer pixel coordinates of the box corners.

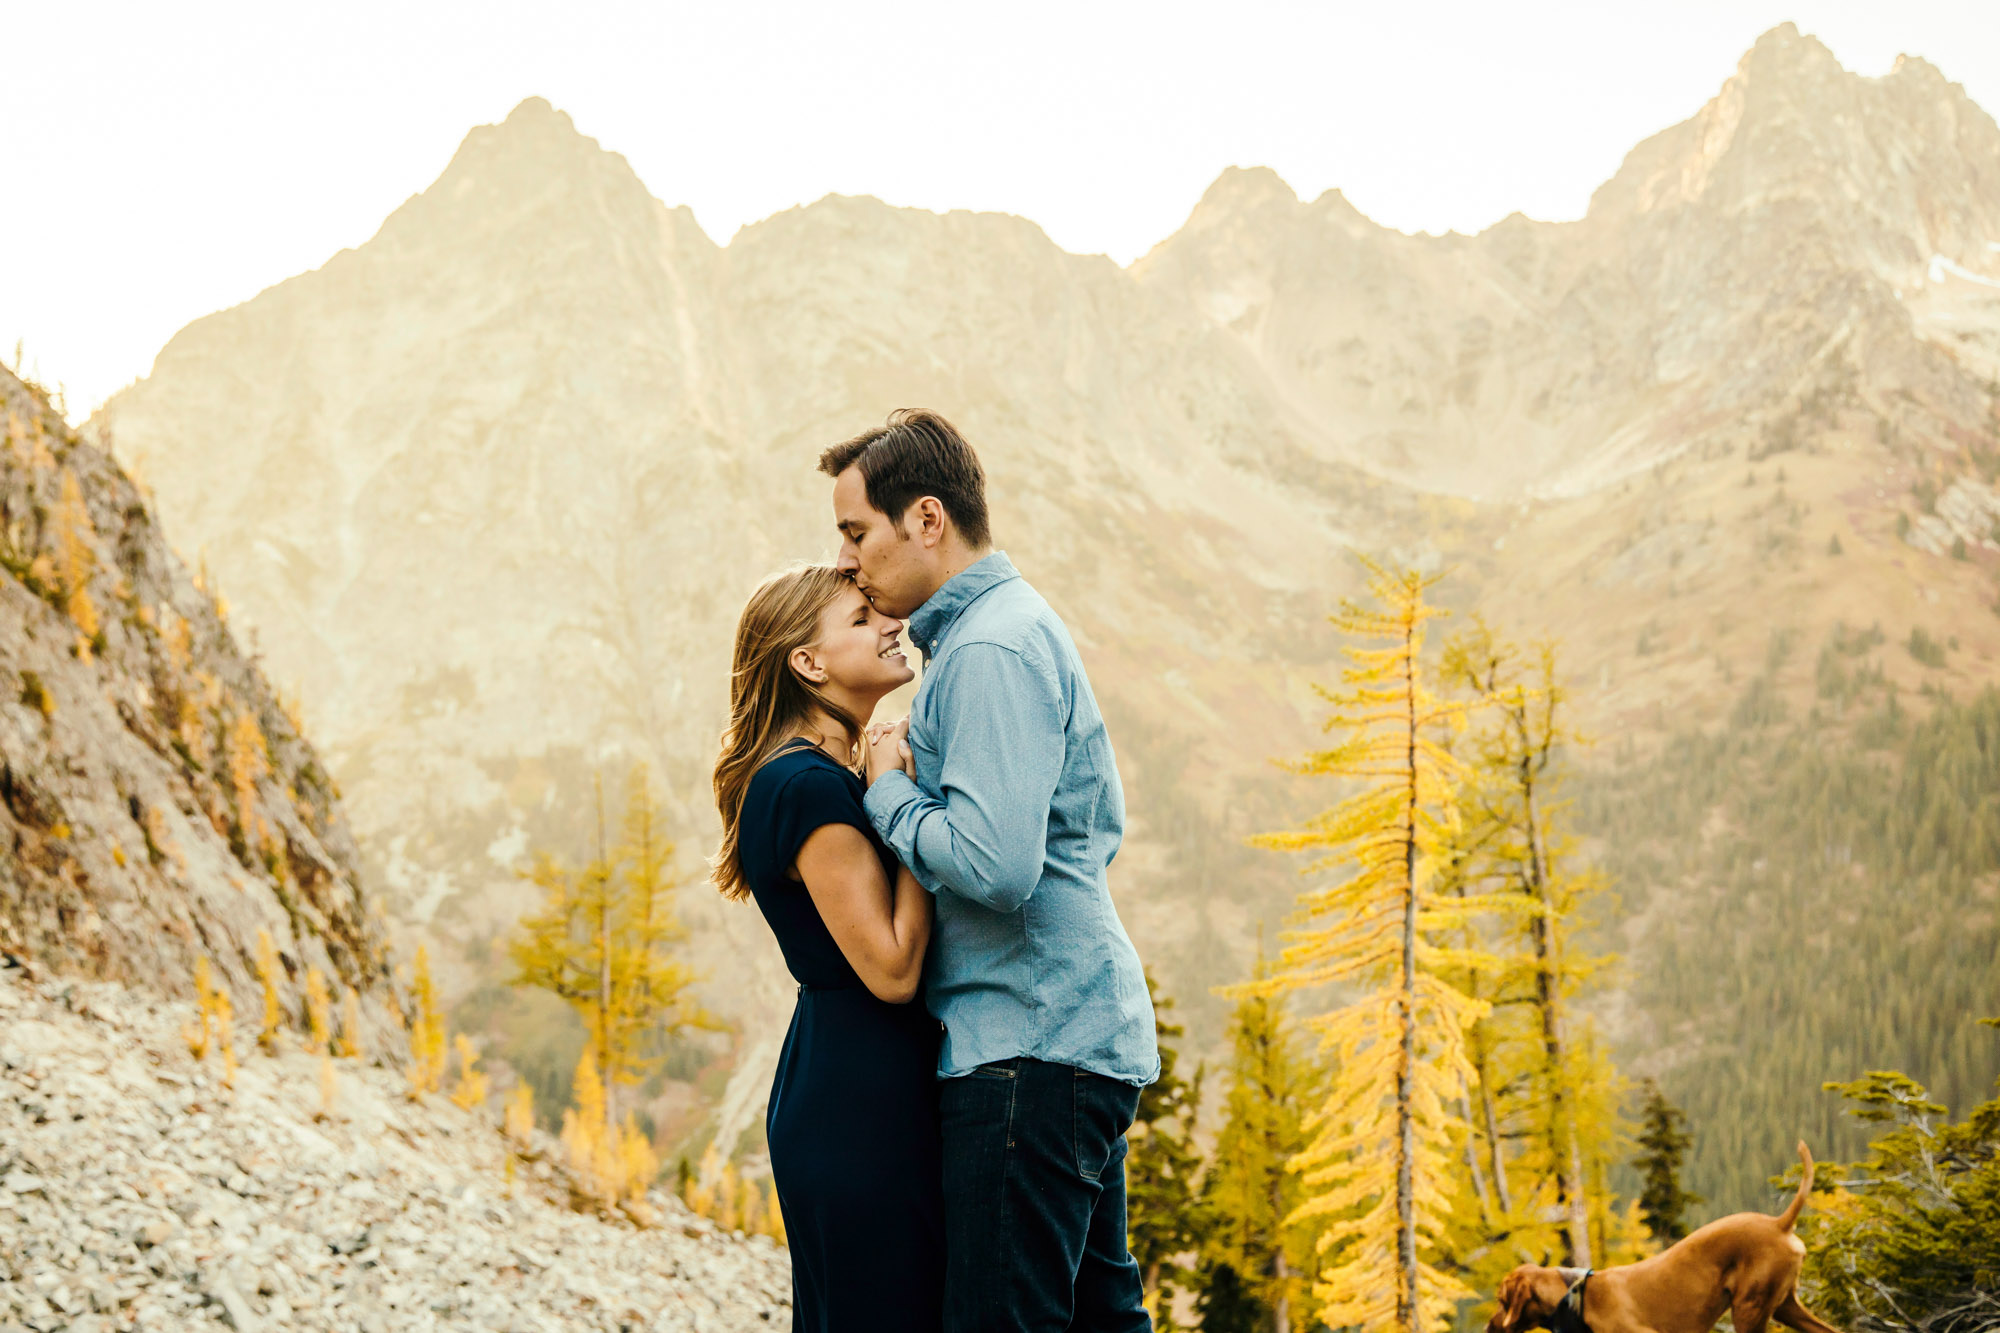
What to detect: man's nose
<box><xmin>835</xmin><ymin>546</ymin><xmax>860</xmax><ymax>576</ymax></box>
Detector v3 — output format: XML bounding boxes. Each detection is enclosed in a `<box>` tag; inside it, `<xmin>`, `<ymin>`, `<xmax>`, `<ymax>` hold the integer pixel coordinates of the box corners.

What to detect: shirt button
<box><xmin>931</xmin><ymin>640</ymin><xmax>938</xmax><ymax>651</ymax></box>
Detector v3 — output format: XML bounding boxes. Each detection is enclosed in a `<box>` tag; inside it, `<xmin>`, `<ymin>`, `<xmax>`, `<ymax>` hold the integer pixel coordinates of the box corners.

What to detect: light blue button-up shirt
<box><xmin>863</xmin><ymin>552</ymin><xmax>1159</xmax><ymax>1086</ymax></box>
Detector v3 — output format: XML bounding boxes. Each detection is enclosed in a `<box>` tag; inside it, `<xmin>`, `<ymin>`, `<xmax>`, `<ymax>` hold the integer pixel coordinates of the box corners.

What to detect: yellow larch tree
<box><xmin>1252</xmin><ymin>558</ymin><xmax>1509</xmax><ymax>1333</ymax></box>
<box><xmin>305</xmin><ymin>968</ymin><xmax>332</xmax><ymax>1053</ymax></box>
<box><xmin>254</xmin><ymin>929</ymin><xmax>284</xmax><ymax>1053</ymax></box>
<box><xmin>406</xmin><ymin>945</ymin><xmax>448</xmax><ymax>1098</ymax></box>
<box><xmin>334</xmin><ymin>985</ymin><xmax>364</xmax><ymax>1059</ymax></box>
<box><xmin>53</xmin><ymin>469</ymin><xmax>100</xmax><ymax>659</ymax></box>
<box><xmin>1441</xmin><ymin>622</ymin><xmax>1633</xmax><ymax>1270</ymax></box>
<box><xmin>450</xmin><ymin>1034</ymin><xmax>489</xmax><ymax>1110</ymax></box>
<box><xmin>510</xmin><ymin>765</ymin><xmax>704</xmax><ymax>1131</ymax></box>
<box><xmin>226</xmin><ymin>709</ymin><xmax>273</xmax><ymax>857</ymax></box>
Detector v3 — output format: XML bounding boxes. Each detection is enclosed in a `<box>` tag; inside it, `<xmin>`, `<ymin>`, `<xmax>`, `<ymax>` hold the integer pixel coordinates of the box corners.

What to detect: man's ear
<box><xmin>908</xmin><ymin>496</ymin><xmax>947</xmax><ymax>549</ymax></box>
<box><xmin>788</xmin><ymin>645</ymin><xmax>825</xmax><ymax>685</ymax></box>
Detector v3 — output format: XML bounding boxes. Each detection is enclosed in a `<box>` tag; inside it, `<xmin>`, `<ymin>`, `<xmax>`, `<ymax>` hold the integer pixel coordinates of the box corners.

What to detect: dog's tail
<box><xmin>1775</xmin><ymin>1141</ymin><xmax>1814</xmax><ymax>1231</ymax></box>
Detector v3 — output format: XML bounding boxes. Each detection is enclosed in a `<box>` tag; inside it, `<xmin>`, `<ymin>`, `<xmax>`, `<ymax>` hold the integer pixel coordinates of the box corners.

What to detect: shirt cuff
<box><xmin>862</xmin><ymin>771</ymin><xmax>944</xmax><ymax>896</ymax></box>
<box><xmin>863</xmin><ymin>768</ymin><xmax>920</xmax><ymax>828</ymax></box>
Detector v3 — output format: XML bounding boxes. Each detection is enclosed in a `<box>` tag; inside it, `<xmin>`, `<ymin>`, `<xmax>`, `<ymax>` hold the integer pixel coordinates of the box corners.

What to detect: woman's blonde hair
<box><xmin>710</xmin><ymin>564</ymin><xmax>862</xmax><ymax>900</ymax></box>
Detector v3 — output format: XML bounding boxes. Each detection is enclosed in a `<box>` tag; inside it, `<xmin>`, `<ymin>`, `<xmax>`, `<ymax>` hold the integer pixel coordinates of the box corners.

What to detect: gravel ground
<box><xmin>0</xmin><ymin>966</ymin><xmax>791</xmax><ymax>1332</ymax></box>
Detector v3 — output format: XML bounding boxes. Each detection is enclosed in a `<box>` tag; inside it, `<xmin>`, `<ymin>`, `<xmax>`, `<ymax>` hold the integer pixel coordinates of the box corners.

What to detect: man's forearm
<box><xmin>864</xmin><ymin>771</ymin><xmax>1039</xmax><ymax>912</ymax></box>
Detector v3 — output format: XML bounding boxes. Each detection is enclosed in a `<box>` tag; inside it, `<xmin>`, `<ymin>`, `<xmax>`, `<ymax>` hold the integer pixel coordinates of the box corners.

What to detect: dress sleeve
<box><xmin>770</xmin><ymin>765</ymin><xmax>875</xmax><ymax>880</ymax></box>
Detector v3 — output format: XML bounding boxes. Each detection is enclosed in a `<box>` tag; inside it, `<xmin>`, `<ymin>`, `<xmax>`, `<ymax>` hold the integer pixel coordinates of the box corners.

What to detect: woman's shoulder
<box><xmin>744</xmin><ymin>745</ymin><xmax>862</xmax><ymax>811</ymax></box>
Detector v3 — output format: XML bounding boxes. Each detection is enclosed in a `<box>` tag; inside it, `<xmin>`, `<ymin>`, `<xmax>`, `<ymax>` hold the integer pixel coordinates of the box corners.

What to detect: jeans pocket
<box><xmin>968</xmin><ymin>1059</ymin><xmax>1018</xmax><ymax>1080</ymax></box>
<box><xmin>1073</xmin><ymin>1071</ymin><xmax>1132</xmax><ymax>1181</ymax></box>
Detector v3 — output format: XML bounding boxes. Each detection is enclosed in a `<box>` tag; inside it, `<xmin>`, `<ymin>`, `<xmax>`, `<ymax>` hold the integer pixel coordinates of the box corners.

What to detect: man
<box><xmin>819</xmin><ymin>408</ymin><xmax>1159</xmax><ymax>1333</ymax></box>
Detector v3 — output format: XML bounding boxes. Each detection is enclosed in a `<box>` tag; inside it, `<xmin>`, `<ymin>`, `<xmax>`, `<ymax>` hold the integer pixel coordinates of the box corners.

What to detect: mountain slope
<box><xmin>2</xmin><ymin>365</ymin><xmax>386</xmax><ymax>1011</ymax></box>
<box><xmin>91</xmin><ymin>30</ymin><xmax>2000</xmax><ymax>1211</ymax></box>
<box><xmin>1134</xmin><ymin>24</ymin><xmax>2000</xmax><ymax>500</ymax></box>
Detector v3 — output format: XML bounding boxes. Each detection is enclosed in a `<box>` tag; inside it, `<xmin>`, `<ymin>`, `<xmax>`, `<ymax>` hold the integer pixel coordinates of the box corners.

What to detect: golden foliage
<box><xmin>184</xmin><ymin>957</ymin><xmax>221</xmax><ymax>1058</ymax></box>
<box><xmin>558</xmin><ymin>1047</ymin><xmax>617</xmax><ymax>1205</ymax></box>
<box><xmin>504</xmin><ymin>1082</ymin><xmax>536</xmax><ymax>1146</ymax></box>
<box><xmin>1438</xmin><ymin>622</ymin><xmax>1632</xmax><ymax>1275</ymax></box>
<box><xmin>449</xmin><ymin>1034</ymin><xmax>489</xmax><ymax>1111</ymax></box>
<box><xmin>617</xmin><ymin>1114</ymin><xmax>658</xmax><ymax>1210</ymax></box>
<box><xmin>510</xmin><ymin>765</ymin><xmax>704</xmax><ymax>1120</ymax></box>
<box><xmin>684</xmin><ymin>1143</ymin><xmax>721</xmax><ymax>1220</ymax></box>
<box><xmin>1250</xmin><ymin>557</ymin><xmax>1495</xmax><ymax>1333</ymax></box>
<box><xmin>227</xmin><ymin>710</ymin><xmax>272</xmax><ymax>852</ymax></box>
<box><xmin>764</xmin><ymin>1180</ymin><xmax>786</xmax><ymax>1246</ymax></box>
<box><xmin>305</xmin><ymin>968</ymin><xmax>332</xmax><ymax>1053</ymax></box>
<box><xmin>406</xmin><ymin>945</ymin><xmax>448</xmax><ymax>1098</ymax></box>
<box><xmin>334</xmin><ymin>985</ymin><xmax>363</xmax><ymax>1059</ymax></box>
<box><xmin>214</xmin><ymin>988</ymin><xmax>237</xmax><ymax>1088</ymax></box>
<box><xmin>53</xmin><ymin>470</ymin><xmax>98</xmax><ymax>649</ymax></box>
<box><xmin>254</xmin><ymin>929</ymin><xmax>283</xmax><ymax>1054</ymax></box>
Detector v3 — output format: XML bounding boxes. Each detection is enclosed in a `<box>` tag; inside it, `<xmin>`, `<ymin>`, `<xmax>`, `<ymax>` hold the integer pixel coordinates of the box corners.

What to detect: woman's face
<box><xmin>797</xmin><ymin>583</ymin><xmax>915</xmax><ymax>704</ymax></box>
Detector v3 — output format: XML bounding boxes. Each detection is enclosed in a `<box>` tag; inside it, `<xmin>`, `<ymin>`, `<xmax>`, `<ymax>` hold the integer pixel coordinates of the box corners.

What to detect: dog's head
<box><xmin>1484</xmin><ymin>1266</ymin><xmax>1569</xmax><ymax>1333</ymax></box>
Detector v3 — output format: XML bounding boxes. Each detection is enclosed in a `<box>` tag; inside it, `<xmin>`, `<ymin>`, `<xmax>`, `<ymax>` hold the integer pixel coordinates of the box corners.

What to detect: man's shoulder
<box><xmin>952</xmin><ymin>575</ymin><xmax>1064</xmax><ymax>651</ymax></box>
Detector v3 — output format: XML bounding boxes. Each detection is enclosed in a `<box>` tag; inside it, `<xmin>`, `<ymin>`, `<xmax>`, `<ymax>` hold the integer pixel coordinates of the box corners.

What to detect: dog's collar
<box><xmin>1550</xmin><ymin>1269</ymin><xmax>1593</xmax><ymax>1333</ymax></box>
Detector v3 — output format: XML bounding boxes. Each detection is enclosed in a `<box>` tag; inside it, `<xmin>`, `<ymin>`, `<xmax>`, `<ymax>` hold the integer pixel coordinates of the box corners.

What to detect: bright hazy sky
<box><xmin>7</xmin><ymin>1</ymin><xmax>2000</xmax><ymax>418</ymax></box>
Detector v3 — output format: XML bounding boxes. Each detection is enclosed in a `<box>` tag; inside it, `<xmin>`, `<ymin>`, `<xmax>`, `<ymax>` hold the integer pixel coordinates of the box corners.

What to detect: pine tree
<box><xmin>1203</xmin><ymin>951</ymin><xmax>1320</xmax><ymax>1333</ymax></box>
<box><xmin>1127</xmin><ymin>970</ymin><xmax>1207</xmax><ymax>1326</ymax></box>
<box><xmin>1252</xmin><ymin>558</ymin><xmax>1501</xmax><ymax>1333</ymax></box>
<box><xmin>1802</xmin><ymin>1022</ymin><xmax>2000</xmax><ymax>1330</ymax></box>
<box><xmin>1633</xmin><ymin>1081</ymin><xmax>1700</xmax><ymax>1245</ymax></box>
<box><xmin>1194</xmin><ymin>1264</ymin><xmax>1264</xmax><ymax>1333</ymax></box>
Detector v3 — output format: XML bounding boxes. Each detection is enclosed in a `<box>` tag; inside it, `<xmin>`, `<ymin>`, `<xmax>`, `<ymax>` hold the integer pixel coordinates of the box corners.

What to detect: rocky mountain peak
<box><xmin>1168</xmin><ymin>166</ymin><xmax>1302</xmax><ymax>237</ymax></box>
<box><xmin>368</xmin><ymin>95</ymin><xmax>682</xmax><ymax>261</ymax></box>
<box><xmin>1735</xmin><ymin>21</ymin><xmax>1841</xmax><ymax>83</ymax></box>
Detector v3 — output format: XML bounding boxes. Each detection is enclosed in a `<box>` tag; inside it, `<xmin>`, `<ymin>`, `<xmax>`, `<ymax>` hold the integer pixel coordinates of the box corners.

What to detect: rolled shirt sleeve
<box><xmin>864</xmin><ymin>641</ymin><xmax>1065</xmax><ymax>914</ymax></box>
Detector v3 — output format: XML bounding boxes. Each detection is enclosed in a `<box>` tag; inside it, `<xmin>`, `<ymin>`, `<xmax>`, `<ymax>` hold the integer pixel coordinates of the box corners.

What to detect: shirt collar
<box><xmin>907</xmin><ymin>551</ymin><xmax>1018</xmax><ymax>660</ymax></box>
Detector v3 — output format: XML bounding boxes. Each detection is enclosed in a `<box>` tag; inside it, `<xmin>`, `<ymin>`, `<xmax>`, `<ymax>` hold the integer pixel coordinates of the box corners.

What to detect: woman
<box><xmin>711</xmin><ymin>564</ymin><xmax>943</xmax><ymax>1333</ymax></box>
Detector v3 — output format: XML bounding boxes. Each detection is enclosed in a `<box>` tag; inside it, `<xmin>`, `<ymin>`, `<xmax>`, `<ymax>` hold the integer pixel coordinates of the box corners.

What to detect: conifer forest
<box><xmin>1115</xmin><ymin>565</ymin><xmax>2000</xmax><ymax>1333</ymax></box>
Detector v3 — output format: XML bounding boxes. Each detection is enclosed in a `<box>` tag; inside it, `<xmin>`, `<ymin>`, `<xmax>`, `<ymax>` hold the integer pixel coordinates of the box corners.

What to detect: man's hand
<box><xmin>865</xmin><ymin>718</ymin><xmax>913</xmax><ymax>786</ymax></box>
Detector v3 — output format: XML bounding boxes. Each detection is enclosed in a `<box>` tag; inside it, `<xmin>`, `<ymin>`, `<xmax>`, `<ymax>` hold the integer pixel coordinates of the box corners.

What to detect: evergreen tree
<box><xmin>1202</xmin><ymin>951</ymin><xmax>1320</xmax><ymax>1333</ymax></box>
<box><xmin>1194</xmin><ymin>1264</ymin><xmax>1264</xmax><ymax>1333</ymax></box>
<box><xmin>1252</xmin><ymin>558</ymin><xmax>1505</xmax><ymax>1333</ymax></box>
<box><xmin>1801</xmin><ymin>1021</ymin><xmax>2000</xmax><ymax>1331</ymax></box>
<box><xmin>1127</xmin><ymin>970</ymin><xmax>1207</xmax><ymax>1327</ymax></box>
<box><xmin>1633</xmin><ymin>1080</ymin><xmax>1700</xmax><ymax>1244</ymax></box>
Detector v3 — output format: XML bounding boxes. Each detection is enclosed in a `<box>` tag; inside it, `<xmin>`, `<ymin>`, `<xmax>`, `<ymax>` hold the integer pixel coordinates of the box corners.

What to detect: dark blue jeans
<box><xmin>938</xmin><ymin>1057</ymin><xmax>1151</xmax><ymax>1333</ymax></box>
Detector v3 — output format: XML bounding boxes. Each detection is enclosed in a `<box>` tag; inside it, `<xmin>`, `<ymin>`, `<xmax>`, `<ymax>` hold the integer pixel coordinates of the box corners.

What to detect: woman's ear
<box><xmin>788</xmin><ymin>645</ymin><xmax>826</xmax><ymax>685</ymax></box>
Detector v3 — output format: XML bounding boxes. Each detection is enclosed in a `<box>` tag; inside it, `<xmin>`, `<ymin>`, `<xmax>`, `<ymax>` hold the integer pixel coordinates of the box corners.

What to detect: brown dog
<box><xmin>1485</xmin><ymin>1143</ymin><xmax>1839</xmax><ymax>1333</ymax></box>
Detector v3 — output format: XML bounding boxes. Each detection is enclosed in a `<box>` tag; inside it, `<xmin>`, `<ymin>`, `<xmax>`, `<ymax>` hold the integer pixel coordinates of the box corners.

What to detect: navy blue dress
<box><xmin>739</xmin><ymin>744</ymin><xmax>945</xmax><ymax>1333</ymax></box>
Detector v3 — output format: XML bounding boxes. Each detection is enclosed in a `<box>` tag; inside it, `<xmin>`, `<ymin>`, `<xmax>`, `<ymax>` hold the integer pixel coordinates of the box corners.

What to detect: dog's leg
<box><xmin>1773</xmin><ymin>1292</ymin><xmax>1842</xmax><ymax>1333</ymax></box>
<box><xmin>1732</xmin><ymin>1286</ymin><xmax>1780</xmax><ymax>1333</ymax></box>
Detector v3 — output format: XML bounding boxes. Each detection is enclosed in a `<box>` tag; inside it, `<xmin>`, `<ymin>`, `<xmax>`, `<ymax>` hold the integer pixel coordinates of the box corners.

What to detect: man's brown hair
<box><xmin>818</xmin><ymin>409</ymin><xmax>991</xmax><ymax>549</ymax></box>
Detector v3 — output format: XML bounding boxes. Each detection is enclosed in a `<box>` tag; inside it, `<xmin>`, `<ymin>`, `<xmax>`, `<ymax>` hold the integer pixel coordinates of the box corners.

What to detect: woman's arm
<box><xmin>791</xmin><ymin>825</ymin><xmax>932</xmax><ymax>1003</ymax></box>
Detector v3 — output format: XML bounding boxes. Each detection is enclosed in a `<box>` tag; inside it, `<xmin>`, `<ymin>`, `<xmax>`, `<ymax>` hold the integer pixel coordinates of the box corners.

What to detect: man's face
<box><xmin>832</xmin><ymin>466</ymin><xmax>936</xmax><ymax>619</ymax></box>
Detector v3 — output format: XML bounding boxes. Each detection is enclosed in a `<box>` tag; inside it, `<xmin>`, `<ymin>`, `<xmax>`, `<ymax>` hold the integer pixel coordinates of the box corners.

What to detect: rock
<box><xmin>206</xmin><ymin>1279</ymin><xmax>257</xmax><ymax>1331</ymax></box>
<box><xmin>0</xmin><ymin>967</ymin><xmax>789</xmax><ymax>1331</ymax></box>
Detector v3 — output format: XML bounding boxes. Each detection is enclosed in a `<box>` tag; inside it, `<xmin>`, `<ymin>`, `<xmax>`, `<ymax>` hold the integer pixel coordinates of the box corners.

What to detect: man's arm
<box><xmin>864</xmin><ymin>641</ymin><xmax>1064</xmax><ymax>913</ymax></box>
